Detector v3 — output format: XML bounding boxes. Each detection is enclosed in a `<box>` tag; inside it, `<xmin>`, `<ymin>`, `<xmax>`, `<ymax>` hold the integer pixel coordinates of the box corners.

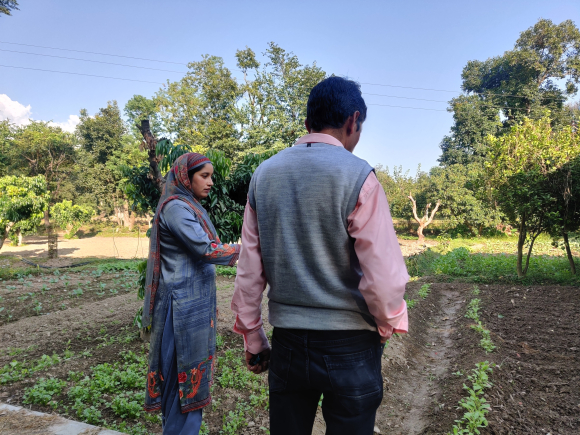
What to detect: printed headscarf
<box><xmin>142</xmin><ymin>152</ymin><xmax>213</xmax><ymax>328</ymax></box>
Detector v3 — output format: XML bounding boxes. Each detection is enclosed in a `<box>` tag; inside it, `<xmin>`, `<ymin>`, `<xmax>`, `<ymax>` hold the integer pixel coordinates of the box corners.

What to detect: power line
<box><xmin>367</xmin><ymin>103</ymin><xmax>447</xmax><ymax>112</ymax></box>
<box><xmin>0</xmin><ymin>40</ymin><xmax>567</xmax><ymax>101</ymax></box>
<box><xmin>0</xmin><ymin>40</ymin><xmax>188</xmax><ymax>65</ymax></box>
<box><xmin>0</xmin><ymin>48</ymin><xmax>187</xmax><ymax>74</ymax></box>
<box><xmin>364</xmin><ymin>92</ymin><xmax>538</xmax><ymax>110</ymax></box>
<box><xmin>361</xmin><ymin>82</ymin><xmax>459</xmax><ymax>93</ymax></box>
<box><xmin>361</xmin><ymin>82</ymin><xmax>563</xmax><ymax>101</ymax></box>
<box><xmin>0</xmin><ymin>64</ymin><xmax>165</xmax><ymax>84</ymax></box>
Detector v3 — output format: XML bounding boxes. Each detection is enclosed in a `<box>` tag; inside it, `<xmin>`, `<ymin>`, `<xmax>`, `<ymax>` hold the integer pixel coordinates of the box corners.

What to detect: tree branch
<box><xmin>408</xmin><ymin>193</ymin><xmax>421</xmax><ymax>224</ymax></box>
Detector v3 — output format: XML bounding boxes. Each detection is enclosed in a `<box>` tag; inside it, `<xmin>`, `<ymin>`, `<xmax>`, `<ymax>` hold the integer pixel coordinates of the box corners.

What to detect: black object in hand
<box><xmin>249</xmin><ymin>353</ymin><xmax>261</xmax><ymax>366</ymax></box>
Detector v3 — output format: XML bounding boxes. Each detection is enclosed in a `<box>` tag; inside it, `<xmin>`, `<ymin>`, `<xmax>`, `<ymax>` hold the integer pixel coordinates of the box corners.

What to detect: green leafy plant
<box><xmin>449</xmin><ymin>361</ymin><xmax>495</xmax><ymax>435</ymax></box>
<box><xmin>418</xmin><ymin>283</ymin><xmax>431</xmax><ymax>299</ymax></box>
<box><xmin>23</xmin><ymin>377</ymin><xmax>66</xmax><ymax>406</ymax></box>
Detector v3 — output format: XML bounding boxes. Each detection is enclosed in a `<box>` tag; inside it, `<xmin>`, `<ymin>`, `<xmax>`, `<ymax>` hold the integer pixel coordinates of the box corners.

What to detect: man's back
<box><xmin>232</xmin><ymin>77</ymin><xmax>408</xmax><ymax>435</ymax></box>
<box><xmin>249</xmin><ymin>142</ymin><xmax>375</xmax><ymax>330</ymax></box>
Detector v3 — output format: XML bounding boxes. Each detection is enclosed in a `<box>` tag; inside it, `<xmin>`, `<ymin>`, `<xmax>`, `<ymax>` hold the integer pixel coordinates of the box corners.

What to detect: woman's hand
<box><xmin>245</xmin><ymin>349</ymin><xmax>271</xmax><ymax>374</ymax></box>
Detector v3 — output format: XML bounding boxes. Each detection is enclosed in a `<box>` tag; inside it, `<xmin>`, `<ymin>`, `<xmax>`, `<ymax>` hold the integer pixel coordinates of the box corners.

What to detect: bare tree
<box><xmin>408</xmin><ymin>193</ymin><xmax>441</xmax><ymax>243</ymax></box>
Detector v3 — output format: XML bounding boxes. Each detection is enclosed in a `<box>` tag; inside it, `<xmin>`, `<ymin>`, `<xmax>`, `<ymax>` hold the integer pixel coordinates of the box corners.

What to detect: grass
<box><xmin>407</xmin><ymin>246</ymin><xmax>580</xmax><ymax>285</ymax></box>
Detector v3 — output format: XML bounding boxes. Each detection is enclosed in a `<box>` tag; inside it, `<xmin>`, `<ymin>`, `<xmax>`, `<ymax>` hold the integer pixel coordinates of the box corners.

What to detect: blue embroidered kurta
<box><xmin>145</xmin><ymin>200</ymin><xmax>240</xmax><ymax>413</ymax></box>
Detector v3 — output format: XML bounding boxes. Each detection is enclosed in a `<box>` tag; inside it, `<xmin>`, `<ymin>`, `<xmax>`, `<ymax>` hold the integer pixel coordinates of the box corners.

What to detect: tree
<box><xmin>235</xmin><ymin>43</ymin><xmax>326</xmax><ymax>155</ymax></box>
<box><xmin>76</xmin><ymin>101</ymin><xmax>144</xmax><ymax>226</ymax></box>
<box><xmin>430</xmin><ymin>163</ymin><xmax>502</xmax><ymax>236</ymax></box>
<box><xmin>0</xmin><ymin>0</ymin><xmax>18</xmax><ymax>16</ymax></box>
<box><xmin>155</xmin><ymin>55</ymin><xmax>242</xmax><ymax>159</ymax></box>
<box><xmin>487</xmin><ymin>115</ymin><xmax>580</xmax><ymax>277</ymax></box>
<box><xmin>440</xmin><ymin>19</ymin><xmax>580</xmax><ymax>165</ymax></box>
<box><xmin>124</xmin><ymin>95</ymin><xmax>161</xmax><ymax>138</ymax></box>
<box><xmin>407</xmin><ymin>193</ymin><xmax>441</xmax><ymax>244</ymax></box>
<box><xmin>0</xmin><ymin>175</ymin><xmax>49</xmax><ymax>250</ymax></box>
<box><xmin>51</xmin><ymin>200</ymin><xmax>95</xmax><ymax>239</ymax></box>
<box><xmin>9</xmin><ymin>122</ymin><xmax>76</xmax><ymax>257</ymax></box>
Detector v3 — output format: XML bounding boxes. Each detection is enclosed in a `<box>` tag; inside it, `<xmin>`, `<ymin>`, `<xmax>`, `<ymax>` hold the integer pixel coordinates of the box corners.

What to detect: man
<box><xmin>231</xmin><ymin>76</ymin><xmax>409</xmax><ymax>435</ymax></box>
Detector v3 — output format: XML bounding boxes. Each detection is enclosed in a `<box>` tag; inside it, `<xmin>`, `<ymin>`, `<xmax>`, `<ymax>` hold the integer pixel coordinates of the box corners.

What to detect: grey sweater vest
<box><xmin>248</xmin><ymin>143</ymin><xmax>375</xmax><ymax>331</ymax></box>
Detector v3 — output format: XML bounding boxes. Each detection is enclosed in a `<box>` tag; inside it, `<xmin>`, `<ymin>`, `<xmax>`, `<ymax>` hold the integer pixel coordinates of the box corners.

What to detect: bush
<box><xmin>51</xmin><ymin>200</ymin><xmax>95</xmax><ymax>239</ymax></box>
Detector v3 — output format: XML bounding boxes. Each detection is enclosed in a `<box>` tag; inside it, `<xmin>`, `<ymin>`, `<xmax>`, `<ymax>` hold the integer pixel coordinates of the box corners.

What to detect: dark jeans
<box><xmin>269</xmin><ymin>328</ymin><xmax>384</xmax><ymax>435</ymax></box>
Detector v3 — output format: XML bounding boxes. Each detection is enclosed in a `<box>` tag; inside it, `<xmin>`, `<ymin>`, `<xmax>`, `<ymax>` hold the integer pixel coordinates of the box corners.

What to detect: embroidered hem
<box><xmin>143</xmin><ymin>402</ymin><xmax>162</xmax><ymax>413</ymax></box>
<box><xmin>181</xmin><ymin>395</ymin><xmax>212</xmax><ymax>413</ymax></box>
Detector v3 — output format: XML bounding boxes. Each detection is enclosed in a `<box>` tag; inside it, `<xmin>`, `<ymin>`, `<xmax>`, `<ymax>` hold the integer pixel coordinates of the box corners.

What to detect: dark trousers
<box><xmin>269</xmin><ymin>328</ymin><xmax>384</xmax><ymax>435</ymax></box>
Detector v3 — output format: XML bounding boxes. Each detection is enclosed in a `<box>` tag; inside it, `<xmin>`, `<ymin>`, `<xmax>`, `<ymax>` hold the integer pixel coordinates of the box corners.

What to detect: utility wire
<box><xmin>0</xmin><ymin>40</ymin><xmax>568</xmax><ymax>101</ymax></box>
<box><xmin>0</xmin><ymin>64</ymin><xmax>553</xmax><ymax>113</ymax></box>
<box><xmin>0</xmin><ymin>48</ymin><xmax>187</xmax><ymax>74</ymax></box>
<box><xmin>361</xmin><ymin>82</ymin><xmax>563</xmax><ymax>101</ymax></box>
<box><xmin>0</xmin><ymin>64</ymin><xmax>165</xmax><ymax>84</ymax></box>
<box><xmin>364</xmin><ymin>92</ymin><xmax>539</xmax><ymax>110</ymax></box>
<box><xmin>367</xmin><ymin>103</ymin><xmax>447</xmax><ymax>112</ymax></box>
<box><xmin>0</xmin><ymin>40</ymin><xmax>188</xmax><ymax>65</ymax></box>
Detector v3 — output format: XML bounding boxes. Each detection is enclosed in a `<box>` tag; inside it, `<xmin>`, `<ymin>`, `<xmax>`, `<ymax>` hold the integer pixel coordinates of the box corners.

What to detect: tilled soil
<box><xmin>1</xmin><ymin>264</ymin><xmax>579</xmax><ymax>434</ymax></box>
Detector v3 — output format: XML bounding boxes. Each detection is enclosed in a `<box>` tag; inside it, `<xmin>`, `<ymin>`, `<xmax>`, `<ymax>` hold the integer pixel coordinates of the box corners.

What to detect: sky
<box><xmin>1</xmin><ymin>0</ymin><xmax>579</xmax><ymax>172</ymax></box>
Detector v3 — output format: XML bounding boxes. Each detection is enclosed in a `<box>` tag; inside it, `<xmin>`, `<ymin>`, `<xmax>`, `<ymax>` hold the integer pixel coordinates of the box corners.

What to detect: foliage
<box><xmin>51</xmin><ymin>200</ymin><xmax>95</xmax><ymax>239</ymax></box>
<box><xmin>6</xmin><ymin>121</ymin><xmax>76</xmax><ymax>203</ymax></box>
<box><xmin>0</xmin><ymin>0</ymin><xmax>18</xmax><ymax>16</ymax></box>
<box><xmin>464</xmin><ymin>296</ymin><xmax>495</xmax><ymax>353</ymax></box>
<box><xmin>23</xmin><ymin>377</ymin><xmax>67</xmax><ymax>406</ymax></box>
<box><xmin>418</xmin><ymin>284</ymin><xmax>431</xmax><ymax>299</ymax></box>
<box><xmin>487</xmin><ymin>115</ymin><xmax>580</xmax><ymax>276</ymax></box>
<box><xmin>376</xmin><ymin>165</ymin><xmax>430</xmax><ymax>220</ymax></box>
<box><xmin>430</xmin><ymin>163</ymin><xmax>501</xmax><ymax>235</ymax></box>
<box><xmin>449</xmin><ymin>361</ymin><xmax>494</xmax><ymax>435</ymax></box>
<box><xmin>415</xmin><ymin>247</ymin><xmax>580</xmax><ymax>285</ymax></box>
<box><xmin>441</xmin><ymin>19</ymin><xmax>580</xmax><ymax>166</ymax></box>
<box><xmin>0</xmin><ymin>175</ymin><xmax>50</xmax><ymax>248</ymax></box>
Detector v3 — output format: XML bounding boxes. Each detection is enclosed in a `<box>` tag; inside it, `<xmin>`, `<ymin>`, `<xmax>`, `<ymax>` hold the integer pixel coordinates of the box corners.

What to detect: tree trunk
<box><xmin>114</xmin><ymin>205</ymin><xmax>123</xmax><ymax>227</ymax></box>
<box><xmin>563</xmin><ymin>232</ymin><xmax>576</xmax><ymax>275</ymax></box>
<box><xmin>123</xmin><ymin>201</ymin><xmax>134</xmax><ymax>230</ymax></box>
<box><xmin>522</xmin><ymin>233</ymin><xmax>540</xmax><ymax>276</ymax></box>
<box><xmin>17</xmin><ymin>229</ymin><xmax>22</xmax><ymax>246</ymax></box>
<box><xmin>45</xmin><ymin>209</ymin><xmax>58</xmax><ymax>259</ymax></box>
<box><xmin>137</xmin><ymin>120</ymin><xmax>165</xmax><ymax>192</ymax></box>
<box><xmin>417</xmin><ymin>224</ymin><xmax>425</xmax><ymax>243</ymax></box>
<box><xmin>516</xmin><ymin>216</ymin><xmax>526</xmax><ymax>278</ymax></box>
<box><xmin>0</xmin><ymin>222</ymin><xmax>14</xmax><ymax>251</ymax></box>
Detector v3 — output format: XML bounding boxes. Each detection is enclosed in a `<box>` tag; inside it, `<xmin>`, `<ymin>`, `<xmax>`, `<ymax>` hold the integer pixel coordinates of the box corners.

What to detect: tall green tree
<box><xmin>155</xmin><ymin>55</ymin><xmax>241</xmax><ymax>158</ymax></box>
<box><xmin>235</xmin><ymin>43</ymin><xmax>326</xmax><ymax>155</ymax></box>
<box><xmin>487</xmin><ymin>115</ymin><xmax>580</xmax><ymax>277</ymax></box>
<box><xmin>440</xmin><ymin>18</ymin><xmax>580</xmax><ymax>165</ymax></box>
<box><xmin>76</xmin><ymin>101</ymin><xmax>144</xmax><ymax>222</ymax></box>
<box><xmin>124</xmin><ymin>95</ymin><xmax>161</xmax><ymax>138</ymax></box>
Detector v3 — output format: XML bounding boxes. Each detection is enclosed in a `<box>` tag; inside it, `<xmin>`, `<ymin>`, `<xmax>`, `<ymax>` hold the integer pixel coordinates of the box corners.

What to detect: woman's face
<box><xmin>190</xmin><ymin>163</ymin><xmax>214</xmax><ymax>199</ymax></box>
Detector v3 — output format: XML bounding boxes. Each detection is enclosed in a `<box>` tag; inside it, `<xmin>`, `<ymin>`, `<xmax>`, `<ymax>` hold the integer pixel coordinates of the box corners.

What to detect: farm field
<box><xmin>0</xmin><ymin>239</ymin><xmax>579</xmax><ymax>434</ymax></box>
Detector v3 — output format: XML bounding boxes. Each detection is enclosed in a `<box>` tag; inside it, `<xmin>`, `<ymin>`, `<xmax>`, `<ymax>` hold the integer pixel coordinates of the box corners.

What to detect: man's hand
<box><xmin>245</xmin><ymin>348</ymin><xmax>271</xmax><ymax>374</ymax></box>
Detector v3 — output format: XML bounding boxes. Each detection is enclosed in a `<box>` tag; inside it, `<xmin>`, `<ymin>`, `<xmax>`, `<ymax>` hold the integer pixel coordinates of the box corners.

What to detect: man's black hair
<box><xmin>306</xmin><ymin>76</ymin><xmax>367</xmax><ymax>132</ymax></box>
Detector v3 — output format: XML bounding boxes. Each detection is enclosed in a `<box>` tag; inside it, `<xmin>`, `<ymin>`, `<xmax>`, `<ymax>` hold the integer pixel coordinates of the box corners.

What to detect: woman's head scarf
<box><xmin>142</xmin><ymin>152</ymin><xmax>214</xmax><ymax>328</ymax></box>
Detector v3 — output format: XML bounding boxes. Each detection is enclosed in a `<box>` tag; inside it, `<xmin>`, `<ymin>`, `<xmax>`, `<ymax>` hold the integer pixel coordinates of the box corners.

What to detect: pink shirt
<box><xmin>231</xmin><ymin>133</ymin><xmax>409</xmax><ymax>354</ymax></box>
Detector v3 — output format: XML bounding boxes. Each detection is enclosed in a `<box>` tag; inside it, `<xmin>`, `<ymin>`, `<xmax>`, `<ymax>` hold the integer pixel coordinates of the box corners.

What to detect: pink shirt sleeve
<box><xmin>348</xmin><ymin>172</ymin><xmax>409</xmax><ymax>338</ymax></box>
<box><xmin>231</xmin><ymin>201</ymin><xmax>270</xmax><ymax>354</ymax></box>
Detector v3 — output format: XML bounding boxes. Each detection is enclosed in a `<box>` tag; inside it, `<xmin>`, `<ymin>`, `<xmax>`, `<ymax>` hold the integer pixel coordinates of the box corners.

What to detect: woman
<box><xmin>143</xmin><ymin>153</ymin><xmax>240</xmax><ymax>434</ymax></box>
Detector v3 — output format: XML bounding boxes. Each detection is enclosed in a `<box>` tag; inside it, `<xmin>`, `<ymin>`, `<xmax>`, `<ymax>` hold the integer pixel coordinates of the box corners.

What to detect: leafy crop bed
<box><xmin>0</xmin><ymin>255</ymin><xmax>579</xmax><ymax>434</ymax></box>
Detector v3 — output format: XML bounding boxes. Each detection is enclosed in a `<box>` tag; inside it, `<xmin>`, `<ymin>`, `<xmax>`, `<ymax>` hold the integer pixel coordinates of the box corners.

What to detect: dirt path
<box><xmin>1</xmin><ymin>236</ymin><xmax>431</xmax><ymax>262</ymax></box>
<box><xmin>1</xmin><ymin>236</ymin><xmax>149</xmax><ymax>260</ymax></box>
